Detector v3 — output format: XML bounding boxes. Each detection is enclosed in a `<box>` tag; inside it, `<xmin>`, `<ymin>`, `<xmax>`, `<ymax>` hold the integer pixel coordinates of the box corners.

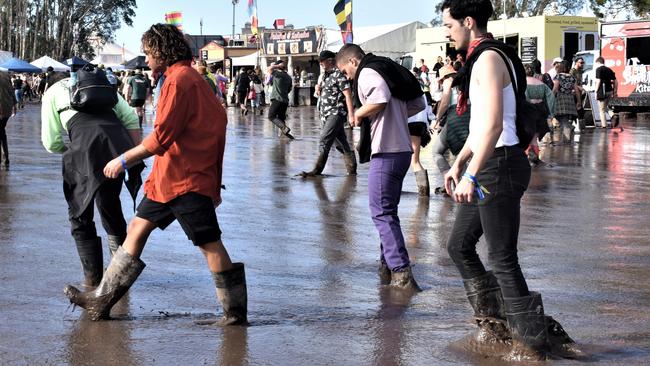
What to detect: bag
<box><xmin>491</xmin><ymin>48</ymin><xmax>539</xmax><ymax>147</ymax></box>
<box><xmin>69</xmin><ymin>64</ymin><xmax>117</xmax><ymax>114</ymax></box>
<box><xmin>248</xmin><ymin>89</ymin><xmax>256</xmax><ymax>100</ymax></box>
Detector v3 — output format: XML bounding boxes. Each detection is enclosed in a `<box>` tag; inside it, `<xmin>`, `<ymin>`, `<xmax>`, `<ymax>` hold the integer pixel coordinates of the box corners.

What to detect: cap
<box><xmin>318</xmin><ymin>50</ymin><xmax>336</xmax><ymax>61</ymax></box>
<box><xmin>552</xmin><ymin>57</ymin><xmax>564</xmax><ymax>64</ymax></box>
<box><xmin>438</xmin><ymin>65</ymin><xmax>457</xmax><ymax>82</ymax></box>
<box><xmin>272</xmin><ymin>60</ymin><xmax>284</xmax><ymax>66</ymax></box>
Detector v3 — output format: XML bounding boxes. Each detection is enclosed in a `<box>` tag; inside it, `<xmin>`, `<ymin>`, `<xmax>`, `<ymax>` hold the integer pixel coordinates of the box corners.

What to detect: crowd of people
<box><xmin>1</xmin><ymin>0</ymin><xmax>627</xmax><ymax>362</ymax></box>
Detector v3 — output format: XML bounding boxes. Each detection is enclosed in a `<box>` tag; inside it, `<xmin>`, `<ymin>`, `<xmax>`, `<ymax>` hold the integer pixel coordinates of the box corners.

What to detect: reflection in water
<box><xmin>65</xmin><ymin>313</ymin><xmax>137</xmax><ymax>366</ymax></box>
<box><xmin>217</xmin><ymin>326</ymin><xmax>249</xmax><ymax>366</ymax></box>
<box><xmin>371</xmin><ymin>288</ymin><xmax>416</xmax><ymax>366</ymax></box>
<box><xmin>405</xmin><ymin>198</ymin><xmax>430</xmax><ymax>262</ymax></box>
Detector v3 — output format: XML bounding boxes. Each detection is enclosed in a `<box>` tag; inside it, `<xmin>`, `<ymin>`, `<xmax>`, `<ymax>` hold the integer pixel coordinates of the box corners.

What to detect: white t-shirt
<box><xmin>357</xmin><ymin>68</ymin><xmax>413</xmax><ymax>155</ymax></box>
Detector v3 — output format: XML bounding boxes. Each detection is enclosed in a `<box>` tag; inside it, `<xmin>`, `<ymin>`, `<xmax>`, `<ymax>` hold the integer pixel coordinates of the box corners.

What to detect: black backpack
<box><xmin>69</xmin><ymin>64</ymin><xmax>118</xmax><ymax>113</ymax></box>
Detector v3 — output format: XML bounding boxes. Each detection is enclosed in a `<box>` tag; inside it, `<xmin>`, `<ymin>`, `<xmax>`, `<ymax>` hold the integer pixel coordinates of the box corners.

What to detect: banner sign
<box><xmin>262</xmin><ymin>28</ymin><xmax>324</xmax><ymax>56</ymax></box>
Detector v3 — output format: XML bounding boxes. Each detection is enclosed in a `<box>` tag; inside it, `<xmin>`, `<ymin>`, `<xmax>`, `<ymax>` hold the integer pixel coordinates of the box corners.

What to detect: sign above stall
<box><xmin>262</xmin><ymin>27</ymin><xmax>324</xmax><ymax>56</ymax></box>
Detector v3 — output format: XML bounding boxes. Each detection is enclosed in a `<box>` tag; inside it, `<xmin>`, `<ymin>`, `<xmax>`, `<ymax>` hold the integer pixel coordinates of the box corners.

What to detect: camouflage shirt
<box><xmin>318</xmin><ymin>68</ymin><xmax>350</xmax><ymax>120</ymax></box>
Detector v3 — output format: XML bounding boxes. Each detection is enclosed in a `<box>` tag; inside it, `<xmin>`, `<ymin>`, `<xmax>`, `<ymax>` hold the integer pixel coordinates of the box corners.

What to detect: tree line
<box><xmin>0</xmin><ymin>0</ymin><xmax>136</xmax><ymax>62</ymax></box>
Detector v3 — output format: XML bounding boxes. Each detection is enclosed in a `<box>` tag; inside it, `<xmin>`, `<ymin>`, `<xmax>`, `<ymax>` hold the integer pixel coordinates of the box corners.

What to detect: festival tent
<box><xmin>91</xmin><ymin>42</ymin><xmax>135</xmax><ymax>70</ymax></box>
<box><xmin>123</xmin><ymin>56</ymin><xmax>149</xmax><ymax>70</ymax></box>
<box><xmin>325</xmin><ymin>21</ymin><xmax>426</xmax><ymax>60</ymax></box>
<box><xmin>231</xmin><ymin>52</ymin><xmax>258</xmax><ymax>67</ymax></box>
<box><xmin>65</xmin><ymin>56</ymin><xmax>91</xmax><ymax>67</ymax></box>
<box><xmin>30</xmin><ymin>55</ymin><xmax>70</xmax><ymax>72</ymax></box>
<box><xmin>0</xmin><ymin>57</ymin><xmax>42</xmax><ymax>73</ymax></box>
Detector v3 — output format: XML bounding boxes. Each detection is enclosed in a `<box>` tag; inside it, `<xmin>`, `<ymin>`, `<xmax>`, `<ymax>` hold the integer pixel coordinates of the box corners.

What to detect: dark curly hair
<box><xmin>141</xmin><ymin>24</ymin><xmax>192</xmax><ymax>67</ymax></box>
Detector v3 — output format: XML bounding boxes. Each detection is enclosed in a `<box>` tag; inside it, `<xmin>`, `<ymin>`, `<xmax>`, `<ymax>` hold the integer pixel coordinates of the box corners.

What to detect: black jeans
<box><xmin>447</xmin><ymin>146</ymin><xmax>532</xmax><ymax>298</ymax></box>
<box><xmin>319</xmin><ymin>114</ymin><xmax>351</xmax><ymax>156</ymax></box>
<box><xmin>69</xmin><ymin>178</ymin><xmax>126</xmax><ymax>242</ymax></box>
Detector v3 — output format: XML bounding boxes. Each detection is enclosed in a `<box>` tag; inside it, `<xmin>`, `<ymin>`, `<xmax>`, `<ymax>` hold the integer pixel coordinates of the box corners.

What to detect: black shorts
<box><xmin>129</xmin><ymin>99</ymin><xmax>145</xmax><ymax>107</ymax></box>
<box><xmin>408</xmin><ymin>122</ymin><xmax>428</xmax><ymax>137</ymax></box>
<box><xmin>237</xmin><ymin>91</ymin><xmax>248</xmax><ymax>105</ymax></box>
<box><xmin>136</xmin><ymin>192</ymin><xmax>222</xmax><ymax>246</ymax></box>
<box><xmin>268</xmin><ymin>100</ymin><xmax>288</xmax><ymax>121</ymax></box>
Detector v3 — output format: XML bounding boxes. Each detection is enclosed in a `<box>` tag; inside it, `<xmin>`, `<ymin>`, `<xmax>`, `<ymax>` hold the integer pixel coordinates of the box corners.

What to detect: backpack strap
<box><xmin>487</xmin><ymin>47</ymin><xmax>520</xmax><ymax>97</ymax></box>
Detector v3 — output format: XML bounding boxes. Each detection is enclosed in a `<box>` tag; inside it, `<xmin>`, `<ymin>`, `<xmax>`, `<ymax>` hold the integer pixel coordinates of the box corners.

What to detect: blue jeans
<box><xmin>14</xmin><ymin>89</ymin><xmax>23</xmax><ymax>104</ymax></box>
<box><xmin>368</xmin><ymin>152</ymin><xmax>412</xmax><ymax>271</ymax></box>
<box><xmin>446</xmin><ymin>145</ymin><xmax>532</xmax><ymax>298</ymax></box>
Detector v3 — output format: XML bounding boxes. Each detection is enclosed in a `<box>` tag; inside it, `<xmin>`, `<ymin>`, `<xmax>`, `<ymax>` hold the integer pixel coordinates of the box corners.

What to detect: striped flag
<box><xmin>165</xmin><ymin>11</ymin><xmax>183</xmax><ymax>31</ymax></box>
<box><xmin>333</xmin><ymin>0</ymin><xmax>353</xmax><ymax>43</ymax></box>
<box><xmin>247</xmin><ymin>0</ymin><xmax>259</xmax><ymax>35</ymax></box>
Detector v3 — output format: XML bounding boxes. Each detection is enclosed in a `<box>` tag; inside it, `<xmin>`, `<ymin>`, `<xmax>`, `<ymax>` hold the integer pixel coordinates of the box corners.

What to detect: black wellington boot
<box><xmin>389</xmin><ymin>266</ymin><xmax>422</xmax><ymax>293</ymax></box>
<box><xmin>503</xmin><ymin>291</ymin><xmax>550</xmax><ymax>361</ymax></box>
<box><xmin>299</xmin><ymin>153</ymin><xmax>328</xmax><ymax>178</ymax></box>
<box><xmin>463</xmin><ymin>271</ymin><xmax>511</xmax><ymax>344</ymax></box>
<box><xmin>343</xmin><ymin>151</ymin><xmax>357</xmax><ymax>175</ymax></box>
<box><xmin>212</xmin><ymin>263</ymin><xmax>248</xmax><ymax>326</ymax></box>
<box><xmin>64</xmin><ymin>246</ymin><xmax>145</xmax><ymax>320</ymax></box>
<box><xmin>107</xmin><ymin>235</ymin><xmax>125</xmax><ymax>257</ymax></box>
<box><xmin>415</xmin><ymin>169</ymin><xmax>430</xmax><ymax>197</ymax></box>
<box><xmin>75</xmin><ymin>237</ymin><xmax>104</xmax><ymax>288</ymax></box>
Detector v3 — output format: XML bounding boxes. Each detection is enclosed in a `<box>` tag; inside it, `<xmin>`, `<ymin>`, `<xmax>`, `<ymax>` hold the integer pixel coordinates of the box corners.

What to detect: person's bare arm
<box><xmin>342</xmin><ymin>88</ymin><xmax>355</xmax><ymax>125</ymax></box>
<box><xmin>104</xmin><ymin>144</ymin><xmax>152</xmax><ymax>178</ymax></box>
<box><xmin>127</xmin><ymin>128</ymin><xmax>141</xmax><ymax>145</ymax></box>
<box><xmin>552</xmin><ymin>79</ymin><xmax>560</xmax><ymax>95</ymax></box>
<box><xmin>435</xmin><ymin>78</ymin><xmax>453</xmax><ymax>128</ymax></box>
<box><xmin>353</xmin><ymin>103</ymin><xmax>386</xmax><ymax>126</ymax></box>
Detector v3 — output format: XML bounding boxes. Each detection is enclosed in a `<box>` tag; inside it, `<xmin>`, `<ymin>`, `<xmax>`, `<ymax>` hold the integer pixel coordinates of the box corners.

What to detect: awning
<box><xmin>231</xmin><ymin>52</ymin><xmax>259</xmax><ymax>67</ymax></box>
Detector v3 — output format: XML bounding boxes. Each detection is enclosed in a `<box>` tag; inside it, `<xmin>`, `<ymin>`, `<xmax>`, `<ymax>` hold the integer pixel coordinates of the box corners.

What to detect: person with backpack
<box><xmin>249</xmin><ymin>71</ymin><xmax>264</xmax><ymax>115</ymax></box>
<box><xmin>336</xmin><ymin>43</ymin><xmax>425</xmax><ymax>292</ymax></box>
<box><xmin>234</xmin><ymin>68</ymin><xmax>251</xmax><ymax>115</ymax></box>
<box><xmin>40</xmin><ymin>64</ymin><xmax>144</xmax><ymax>290</ymax></box>
<box><xmin>441</xmin><ymin>0</ymin><xmax>581</xmax><ymax>361</ymax></box>
<box><xmin>127</xmin><ymin>69</ymin><xmax>149</xmax><ymax>128</ymax></box>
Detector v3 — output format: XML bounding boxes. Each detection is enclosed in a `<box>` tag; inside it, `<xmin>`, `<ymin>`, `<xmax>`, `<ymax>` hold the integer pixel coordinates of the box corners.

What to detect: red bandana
<box><xmin>456</xmin><ymin>33</ymin><xmax>494</xmax><ymax>116</ymax></box>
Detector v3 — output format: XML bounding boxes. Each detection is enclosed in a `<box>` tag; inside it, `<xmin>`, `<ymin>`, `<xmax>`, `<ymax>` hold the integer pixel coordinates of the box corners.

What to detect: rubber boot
<box><xmin>299</xmin><ymin>153</ymin><xmax>328</xmax><ymax>178</ymax></box>
<box><xmin>213</xmin><ymin>263</ymin><xmax>248</xmax><ymax>326</ymax></box>
<box><xmin>259</xmin><ymin>108</ymin><xmax>264</xmax><ymax>116</ymax></box>
<box><xmin>415</xmin><ymin>169</ymin><xmax>430</xmax><ymax>197</ymax></box>
<box><xmin>138</xmin><ymin>115</ymin><xmax>143</xmax><ymax>129</ymax></box>
<box><xmin>389</xmin><ymin>266</ymin><xmax>422</xmax><ymax>292</ymax></box>
<box><xmin>378</xmin><ymin>261</ymin><xmax>391</xmax><ymax>285</ymax></box>
<box><xmin>64</xmin><ymin>246</ymin><xmax>145</xmax><ymax>321</ymax></box>
<box><xmin>463</xmin><ymin>271</ymin><xmax>511</xmax><ymax>344</ymax></box>
<box><xmin>107</xmin><ymin>235</ymin><xmax>125</xmax><ymax>257</ymax></box>
<box><xmin>562</xmin><ymin>127</ymin><xmax>573</xmax><ymax>144</ymax></box>
<box><xmin>280</xmin><ymin>125</ymin><xmax>294</xmax><ymax>139</ymax></box>
<box><xmin>75</xmin><ymin>237</ymin><xmax>104</xmax><ymax>288</ymax></box>
<box><xmin>503</xmin><ymin>291</ymin><xmax>549</xmax><ymax>361</ymax></box>
<box><xmin>271</xmin><ymin>118</ymin><xmax>294</xmax><ymax>139</ymax></box>
<box><xmin>343</xmin><ymin>151</ymin><xmax>357</xmax><ymax>175</ymax></box>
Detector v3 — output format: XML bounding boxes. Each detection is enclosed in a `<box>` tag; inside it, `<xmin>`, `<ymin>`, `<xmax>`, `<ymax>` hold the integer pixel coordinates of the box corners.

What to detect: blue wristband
<box><xmin>120</xmin><ymin>154</ymin><xmax>129</xmax><ymax>181</ymax></box>
<box><xmin>462</xmin><ymin>172</ymin><xmax>489</xmax><ymax>200</ymax></box>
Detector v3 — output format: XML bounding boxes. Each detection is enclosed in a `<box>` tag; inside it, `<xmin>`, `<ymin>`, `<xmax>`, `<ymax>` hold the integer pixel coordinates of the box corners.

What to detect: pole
<box><xmin>503</xmin><ymin>0</ymin><xmax>506</xmax><ymax>42</ymax></box>
<box><xmin>232</xmin><ymin>0</ymin><xmax>238</xmax><ymax>44</ymax></box>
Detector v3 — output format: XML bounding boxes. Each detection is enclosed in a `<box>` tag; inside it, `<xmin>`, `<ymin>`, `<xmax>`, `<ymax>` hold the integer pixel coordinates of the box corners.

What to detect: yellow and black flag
<box><xmin>334</xmin><ymin>0</ymin><xmax>353</xmax><ymax>43</ymax></box>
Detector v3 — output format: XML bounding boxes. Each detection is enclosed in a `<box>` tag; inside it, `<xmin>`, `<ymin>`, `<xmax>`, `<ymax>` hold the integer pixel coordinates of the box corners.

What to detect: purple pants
<box><xmin>368</xmin><ymin>152</ymin><xmax>412</xmax><ymax>271</ymax></box>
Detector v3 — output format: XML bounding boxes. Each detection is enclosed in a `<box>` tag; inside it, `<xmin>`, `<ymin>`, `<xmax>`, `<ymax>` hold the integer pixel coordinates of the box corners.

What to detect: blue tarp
<box><xmin>0</xmin><ymin>57</ymin><xmax>42</xmax><ymax>73</ymax></box>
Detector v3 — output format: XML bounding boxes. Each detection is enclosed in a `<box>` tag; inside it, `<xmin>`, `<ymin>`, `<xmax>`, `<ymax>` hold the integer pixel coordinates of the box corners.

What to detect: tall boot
<box><xmin>503</xmin><ymin>291</ymin><xmax>549</xmax><ymax>361</ymax></box>
<box><xmin>138</xmin><ymin>115</ymin><xmax>143</xmax><ymax>129</ymax></box>
<box><xmin>389</xmin><ymin>266</ymin><xmax>422</xmax><ymax>292</ymax></box>
<box><xmin>271</xmin><ymin>118</ymin><xmax>294</xmax><ymax>139</ymax></box>
<box><xmin>107</xmin><ymin>235</ymin><xmax>125</xmax><ymax>257</ymax></box>
<box><xmin>562</xmin><ymin>126</ymin><xmax>573</xmax><ymax>144</ymax></box>
<box><xmin>463</xmin><ymin>271</ymin><xmax>511</xmax><ymax>344</ymax></box>
<box><xmin>75</xmin><ymin>237</ymin><xmax>104</xmax><ymax>288</ymax></box>
<box><xmin>378</xmin><ymin>261</ymin><xmax>391</xmax><ymax>285</ymax></box>
<box><xmin>415</xmin><ymin>169</ymin><xmax>430</xmax><ymax>197</ymax></box>
<box><xmin>299</xmin><ymin>153</ymin><xmax>328</xmax><ymax>177</ymax></box>
<box><xmin>64</xmin><ymin>246</ymin><xmax>145</xmax><ymax>321</ymax></box>
<box><xmin>343</xmin><ymin>151</ymin><xmax>357</xmax><ymax>175</ymax></box>
<box><xmin>212</xmin><ymin>263</ymin><xmax>248</xmax><ymax>326</ymax></box>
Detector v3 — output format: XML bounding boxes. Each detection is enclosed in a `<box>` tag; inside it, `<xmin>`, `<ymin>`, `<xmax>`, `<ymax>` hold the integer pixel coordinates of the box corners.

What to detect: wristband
<box><xmin>120</xmin><ymin>154</ymin><xmax>129</xmax><ymax>181</ymax></box>
<box><xmin>462</xmin><ymin>172</ymin><xmax>490</xmax><ymax>200</ymax></box>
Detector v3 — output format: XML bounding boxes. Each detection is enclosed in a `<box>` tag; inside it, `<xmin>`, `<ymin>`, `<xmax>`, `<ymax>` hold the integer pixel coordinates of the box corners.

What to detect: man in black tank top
<box><xmin>440</xmin><ymin>0</ymin><xmax>582</xmax><ymax>361</ymax></box>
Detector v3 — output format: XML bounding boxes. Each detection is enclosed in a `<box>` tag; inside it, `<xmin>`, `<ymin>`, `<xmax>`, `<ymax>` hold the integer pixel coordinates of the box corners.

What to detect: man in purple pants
<box><xmin>336</xmin><ymin>44</ymin><xmax>425</xmax><ymax>291</ymax></box>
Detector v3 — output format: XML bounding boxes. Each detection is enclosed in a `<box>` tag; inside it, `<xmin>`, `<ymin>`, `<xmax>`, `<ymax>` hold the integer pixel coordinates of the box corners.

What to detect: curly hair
<box><xmin>141</xmin><ymin>24</ymin><xmax>192</xmax><ymax>67</ymax></box>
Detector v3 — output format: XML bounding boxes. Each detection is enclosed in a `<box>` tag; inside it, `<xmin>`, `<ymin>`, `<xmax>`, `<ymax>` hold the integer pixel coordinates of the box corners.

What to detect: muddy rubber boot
<box><xmin>299</xmin><ymin>153</ymin><xmax>328</xmax><ymax>178</ymax></box>
<box><xmin>107</xmin><ymin>235</ymin><xmax>125</xmax><ymax>257</ymax></box>
<box><xmin>545</xmin><ymin>316</ymin><xmax>585</xmax><ymax>359</ymax></box>
<box><xmin>343</xmin><ymin>151</ymin><xmax>357</xmax><ymax>175</ymax></box>
<box><xmin>378</xmin><ymin>261</ymin><xmax>391</xmax><ymax>285</ymax></box>
<box><xmin>389</xmin><ymin>266</ymin><xmax>422</xmax><ymax>292</ymax></box>
<box><xmin>280</xmin><ymin>125</ymin><xmax>295</xmax><ymax>140</ymax></box>
<box><xmin>75</xmin><ymin>237</ymin><xmax>104</xmax><ymax>288</ymax></box>
<box><xmin>415</xmin><ymin>169</ymin><xmax>430</xmax><ymax>197</ymax></box>
<box><xmin>213</xmin><ymin>263</ymin><xmax>248</xmax><ymax>326</ymax></box>
<box><xmin>463</xmin><ymin>271</ymin><xmax>511</xmax><ymax>344</ymax></box>
<box><xmin>64</xmin><ymin>246</ymin><xmax>145</xmax><ymax>321</ymax></box>
<box><xmin>503</xmin><ymin>291</ymin><xmax>550</xmax><ymax>361</ymax></box>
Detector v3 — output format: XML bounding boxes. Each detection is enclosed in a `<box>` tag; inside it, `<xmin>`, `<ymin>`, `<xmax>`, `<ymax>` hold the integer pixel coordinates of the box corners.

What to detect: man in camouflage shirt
<box><xmin>299</xmin><ymin>50</ymin><xmax>357</xmax><ymax>177</ymax></box>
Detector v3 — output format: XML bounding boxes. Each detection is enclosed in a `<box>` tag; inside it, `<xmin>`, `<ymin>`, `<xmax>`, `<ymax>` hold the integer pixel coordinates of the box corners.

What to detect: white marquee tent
<box><xmin>30</xmin><ymin>55</ymin><xmax>70</xmax><ymax>72</ymax></box>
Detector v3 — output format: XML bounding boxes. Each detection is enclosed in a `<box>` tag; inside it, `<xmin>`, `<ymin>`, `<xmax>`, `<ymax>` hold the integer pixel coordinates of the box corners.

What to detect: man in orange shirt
<box><xmin>63</xmin><ymin>24</ymin><xmax>247</xmax><ymax>326</ymax></box>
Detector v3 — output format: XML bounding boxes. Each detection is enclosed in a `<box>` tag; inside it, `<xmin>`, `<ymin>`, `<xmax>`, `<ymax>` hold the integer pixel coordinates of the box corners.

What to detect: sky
<box><xmin>113</xmin><ymin>0</ymin><xmax>435</xmax><ymax>55</ymax></box>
